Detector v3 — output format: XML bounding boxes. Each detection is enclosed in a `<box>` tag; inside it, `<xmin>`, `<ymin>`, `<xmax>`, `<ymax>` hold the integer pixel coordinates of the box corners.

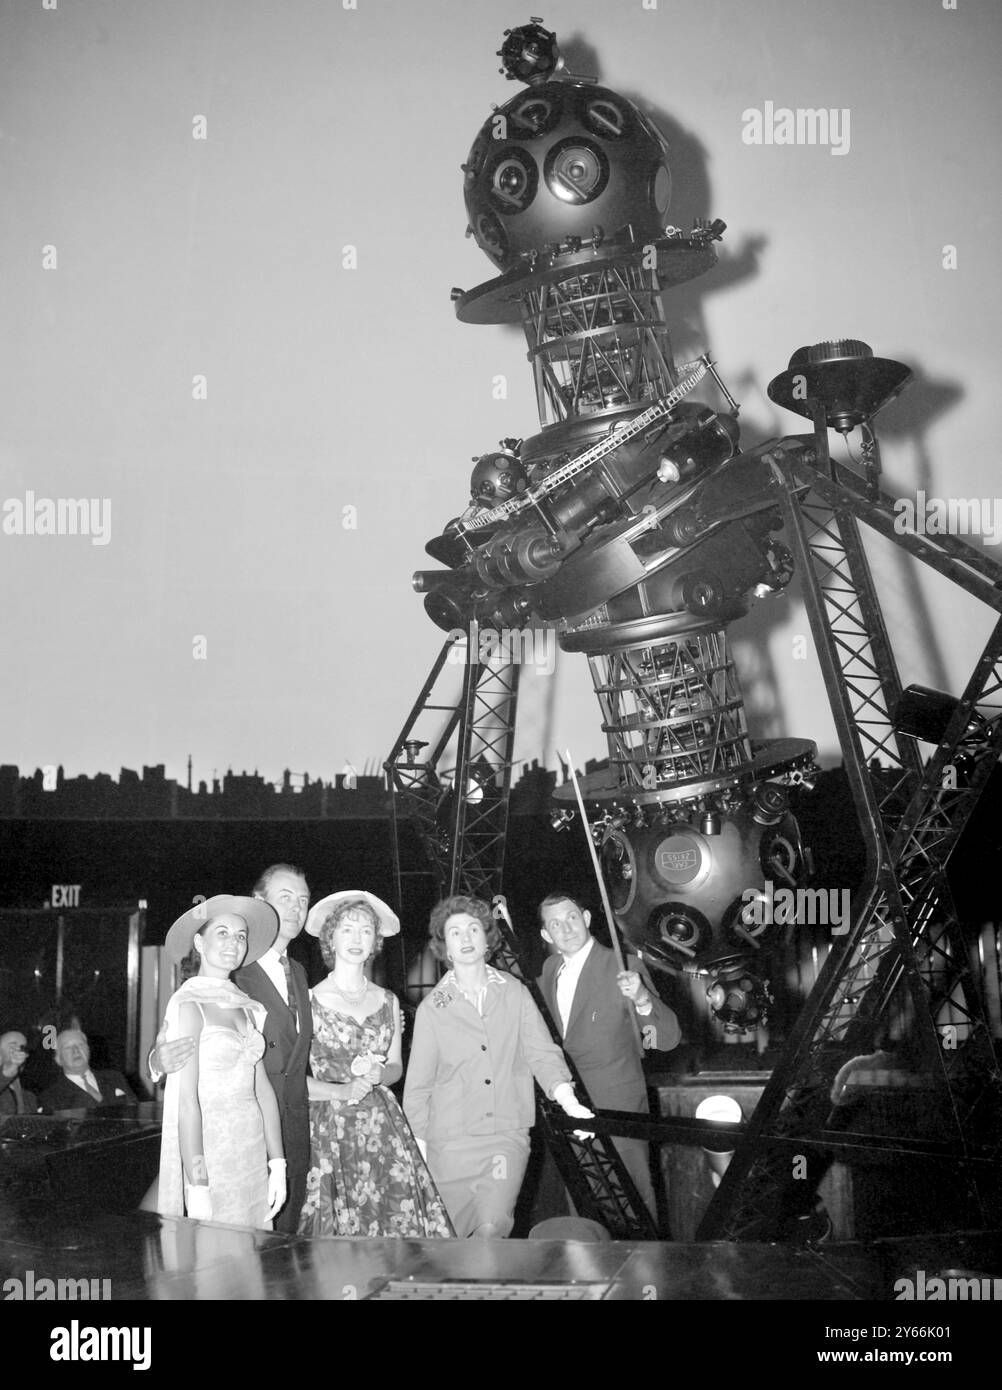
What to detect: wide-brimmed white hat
<box><xmin>165</xmin><ymin>895</ymin><xmax>279</xmax><ymax>965</ymax></box>
<box><xmin>305</xmin><ymin>891</ymin><xmax>400</xmax><ymax>939</ymax></box>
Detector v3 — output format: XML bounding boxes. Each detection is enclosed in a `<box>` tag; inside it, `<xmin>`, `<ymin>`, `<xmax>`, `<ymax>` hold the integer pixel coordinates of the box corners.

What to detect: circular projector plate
<box><xmin>455</xmin><ymin>237</ymin><xmax>718</xmax><ymax>326</ymax></box>
<box><xmin>553</xmin><ymin>737</ymin><xmax>818</xmax><ymax>806</ymax></box>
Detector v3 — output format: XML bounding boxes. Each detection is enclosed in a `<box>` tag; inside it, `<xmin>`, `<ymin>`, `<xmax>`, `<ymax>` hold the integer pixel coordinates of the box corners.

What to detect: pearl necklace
<box><xmin>330</xmin><ymin>977</ymin><xmax>369</xmax><ymax>1005</ymax></box>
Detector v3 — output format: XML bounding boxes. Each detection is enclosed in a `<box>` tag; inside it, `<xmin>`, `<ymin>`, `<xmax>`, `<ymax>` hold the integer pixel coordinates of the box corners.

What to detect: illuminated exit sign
<box><xmin>50</xmin><ymin>885</ymin><xmax>81</xmax><ymax>907</ymax></box>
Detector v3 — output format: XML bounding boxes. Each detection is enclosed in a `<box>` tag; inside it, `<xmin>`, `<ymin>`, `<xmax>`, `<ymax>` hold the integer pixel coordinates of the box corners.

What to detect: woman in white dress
<box><xmin>158</xmin><ymin>895</ymin><xmax>287</xmax><ymax>1228</ymax></box>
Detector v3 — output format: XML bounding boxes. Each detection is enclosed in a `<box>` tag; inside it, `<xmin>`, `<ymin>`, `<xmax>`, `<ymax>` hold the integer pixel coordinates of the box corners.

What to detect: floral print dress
<box><xmin>298</xmin><ymin>992</ymin><xmax>454</xmax><ymax>1239</ymax></box>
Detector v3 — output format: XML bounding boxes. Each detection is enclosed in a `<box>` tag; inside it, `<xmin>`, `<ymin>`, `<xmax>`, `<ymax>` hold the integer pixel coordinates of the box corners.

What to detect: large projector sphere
<box><xmin>463</xmin><ymin>80</ymin><xmax>672</xmax><ymax>272</ymax></box>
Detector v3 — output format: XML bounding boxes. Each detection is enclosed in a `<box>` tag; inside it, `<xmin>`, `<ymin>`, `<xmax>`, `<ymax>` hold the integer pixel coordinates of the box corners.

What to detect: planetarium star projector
<box><xmin>414</xmin><ymin>20</ymin><xmax>867</xmax><ymax>1033</ymax></box>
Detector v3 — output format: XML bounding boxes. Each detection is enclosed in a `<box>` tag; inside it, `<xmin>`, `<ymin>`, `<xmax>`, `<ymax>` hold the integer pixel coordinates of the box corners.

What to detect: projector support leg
<box><xmin>697</xmin><ymin>457</ymin><xmax>1002</xmax><ymax>1240</ymax></box>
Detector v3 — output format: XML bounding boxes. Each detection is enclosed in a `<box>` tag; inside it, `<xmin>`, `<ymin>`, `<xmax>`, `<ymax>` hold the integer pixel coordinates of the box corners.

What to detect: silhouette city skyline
<box><xmin>0</xmin><ymin>758</ymin><xmax>565</xmax><ymax>820</ymax></box>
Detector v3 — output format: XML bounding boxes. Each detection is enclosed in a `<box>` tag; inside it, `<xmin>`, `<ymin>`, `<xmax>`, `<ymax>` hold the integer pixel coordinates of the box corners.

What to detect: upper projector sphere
<box><xmin>463</xmin><ymin>80</ymin><xmax>672</xmax><ymax>272</ymax></box>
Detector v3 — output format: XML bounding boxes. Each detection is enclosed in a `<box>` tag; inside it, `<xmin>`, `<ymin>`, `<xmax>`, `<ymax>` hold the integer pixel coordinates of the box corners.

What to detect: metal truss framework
<box><xmin>388</xmin><ymin>433</ymin><xmax>1002</xmax><ymax>1245</ymax></box>
<box><xmin>447</xmin><ymin>655</ymin><xmax>521</xmax><ymax>900</ymax></box>
<box><xmin>586</xmin><ymin>628</ymin><xmax>754</xmax><ymax>788</ymax></box>
<box><xmin>697</xmin><ymin>436</ymin><xmax>1002</xmax><ymax>1240</ymax></box>
<box><xmin>384</xmin><ymin>628</ymin><xmax>521</xmax><ymax>908</ymax></box>
<box><xmin>521</xmin><ymin>263</ymin><xmax>678</xmax><ymax>426</ymax></box>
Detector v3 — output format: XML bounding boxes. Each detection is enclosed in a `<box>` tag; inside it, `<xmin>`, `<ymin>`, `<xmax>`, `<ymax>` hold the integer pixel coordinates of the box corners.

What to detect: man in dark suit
<box><xmin>153</xmin><ymin>864</ymin><xmax>313</xmax><ymax>1233</ymax></box>
<box><xmin>39</xmin><ymin>1029</ymin><xmax>136</xmax><ymax>1113</ymax></box>
<box><xmin>0</xmin><ymin>1031</ymin><xmax>38</xmax><ymax>1116</ymax></box>
<box><xmin>537</xmin><ymin>893</ymin><xmax>681</xmax><ymax>1219</ymax></box>
<box><xmin>233</xmin><ymin>864</ymin><xmax>313</xmax><ymax>1233</ymax></box>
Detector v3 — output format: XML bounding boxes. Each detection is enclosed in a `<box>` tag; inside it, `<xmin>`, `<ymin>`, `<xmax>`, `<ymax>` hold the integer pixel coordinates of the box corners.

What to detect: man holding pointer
<box><xmin>537</xmin><ymin>892</ymin><xmax>681</xmax><ymax>1219</ymax></box>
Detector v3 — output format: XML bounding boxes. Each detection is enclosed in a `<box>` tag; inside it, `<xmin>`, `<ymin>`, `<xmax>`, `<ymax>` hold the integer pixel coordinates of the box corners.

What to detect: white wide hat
<box><xmin>165</xmin><ymin>894</ymin><xmax>279</xmax><ymax>965</ymax></box>
<box><xmin>305</xmin><ymin>890</ymin><xmax>400</xmax><ymax>939</ymax></box>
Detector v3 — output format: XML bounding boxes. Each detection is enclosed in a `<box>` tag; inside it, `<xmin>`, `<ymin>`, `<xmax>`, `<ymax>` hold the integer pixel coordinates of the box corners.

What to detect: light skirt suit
<box><xmin>404</xmin><ymin>967</ymin><xmax>571</xmax><ymax>1237</ymax></box>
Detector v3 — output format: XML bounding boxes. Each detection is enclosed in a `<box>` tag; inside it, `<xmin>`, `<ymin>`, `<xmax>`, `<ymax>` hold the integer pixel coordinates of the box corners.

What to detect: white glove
<box><xmin>553</xmin><ymin>1082</ymin><xmax>594</xmax><ymax>1140</ymax></box>
<box><xmin>553</xmin><ymin>1082</ymin><xmax>593</xmax><ymax>1119</ymax></box>
<box><xmin>185</xmin><ymin>1185</ymin><xmax>212</xmax><ymax>1221</ymax></box>
<box><xmin>267</xmin><ymin>1159</ymin><xmax>287</xmax><ymax>1220</ymax></box>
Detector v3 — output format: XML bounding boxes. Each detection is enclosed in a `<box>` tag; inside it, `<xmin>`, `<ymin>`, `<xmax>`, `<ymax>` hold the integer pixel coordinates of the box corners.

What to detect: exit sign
<box><xmin>50</xmin><ymin>885</ymin><xmax>81</xmax><ymax>907</ymax></box>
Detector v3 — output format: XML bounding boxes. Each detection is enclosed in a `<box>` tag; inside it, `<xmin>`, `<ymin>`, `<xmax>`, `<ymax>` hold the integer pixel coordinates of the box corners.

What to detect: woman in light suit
<box><xmin>403</xmin><ymin>895</ymin><xmax>591</xmax><ymax>1238</ymax></box>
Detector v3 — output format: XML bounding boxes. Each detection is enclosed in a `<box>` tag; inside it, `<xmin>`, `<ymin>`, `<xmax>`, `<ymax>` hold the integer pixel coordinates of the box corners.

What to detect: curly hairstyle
<box><xmin>317</xmin><ymin>896</ymin><xmax>385</xmax><ymax>971</ymax></box>
<box><xmin>427</xmin><ymin>894</ymin><xmax>501</xmax><ymax>963</ymax></box>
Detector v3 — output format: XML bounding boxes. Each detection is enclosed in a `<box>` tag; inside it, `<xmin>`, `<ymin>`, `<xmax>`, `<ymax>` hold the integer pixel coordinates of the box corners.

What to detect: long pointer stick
<box><xmin>564</xmin><ymin>748</ymin><xmax>644</xmax><ymax>1051</ymax></box>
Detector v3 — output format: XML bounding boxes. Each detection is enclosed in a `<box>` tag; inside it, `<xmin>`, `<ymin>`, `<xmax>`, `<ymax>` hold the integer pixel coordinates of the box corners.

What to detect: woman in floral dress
<box><xmin>298</xmin><ymin>892</ymin><xmax>453</xmax><ymax>1239</ymax></box>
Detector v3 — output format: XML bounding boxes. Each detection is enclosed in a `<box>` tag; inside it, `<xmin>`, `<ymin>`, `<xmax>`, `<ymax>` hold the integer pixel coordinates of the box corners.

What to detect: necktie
<box><xmin>279</xmin><ymin>954</ymin><xmax>299</xmax><ymax>1030</ymax></box>
<box><xmin>555</xmin><ymin>962</ymin><xmax>573</xmax><ymax>1036</ymax></box>
<box><xmin>84</xmin><ymin>1075</ymin><xmax>102</xmax><ymax>1102</ymax></box>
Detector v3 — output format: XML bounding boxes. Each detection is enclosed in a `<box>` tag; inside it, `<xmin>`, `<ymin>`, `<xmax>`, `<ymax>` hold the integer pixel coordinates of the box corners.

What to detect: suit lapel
<box><xmin>289</xmin><ymin>960</ymin><xmax>312</xmax><ymax>1049</ymax></box>
<box><xmin>564</xmin><ymin>940</ymin><xmax>604</xmax><ymax>1043</ymax></box>
<box><xmin>65</xmin><ymin>1077</ymin><xmax>98</xmax><ymax>1108</ymax></box>
<box><xmin>239</xmin><ymin>962</ymin><xmax>296</xmax><ymax>1043</ymax></box>
<box><xmin>539</xmin><ymin>957</ymin><xmax>561</xmax><ymax>1035</ymax></box>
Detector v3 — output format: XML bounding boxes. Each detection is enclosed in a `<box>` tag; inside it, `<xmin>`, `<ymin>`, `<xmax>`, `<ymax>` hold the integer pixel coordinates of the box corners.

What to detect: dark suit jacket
<box><xmin>539</xmin><ymin>940</ymin><xmax>680</xmax><ymax>1113</ymax></box>
<box><xmin>234</xmin><ymin>956</ymin><xmax>313</xmax><ymax>1231</ymax></box>
<box><xmin>39</xmin><ymin>1070</ymin><xmax>136</xmax><ymax>1114</ymax></box>
<box><xmin>0</xmin><ymin>1073</ymin><xmax>38</xmax><ymax>1116</ymax></box>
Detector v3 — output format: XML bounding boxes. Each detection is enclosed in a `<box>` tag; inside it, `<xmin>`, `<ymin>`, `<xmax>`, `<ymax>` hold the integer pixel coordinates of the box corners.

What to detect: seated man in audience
<box><xmin>38</xmin><ymin>1029</ymin><xmax>136</xmax><ymax>1114</ymax></box>
<box><xmin>0</xmin><ymin>1030</ymin><xmax>38</xmax><ymax>1116</ymax></box>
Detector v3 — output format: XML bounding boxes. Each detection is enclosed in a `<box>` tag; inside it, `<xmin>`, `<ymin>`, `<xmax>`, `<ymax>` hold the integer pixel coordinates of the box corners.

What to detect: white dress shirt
<box><xmin>257</xmin><ymin>946</ymin><xmax>298</xmax><ymax>1028</ymax></box>
<box><xmin>555</xmin><ymin>935</ymin><xmax>595</xmax><ymax>1035</ymax></box>
<box><xmin>257</xmin><ymin>946</ymin><xmax>289</xmax><ymax>1001</ymax></box>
